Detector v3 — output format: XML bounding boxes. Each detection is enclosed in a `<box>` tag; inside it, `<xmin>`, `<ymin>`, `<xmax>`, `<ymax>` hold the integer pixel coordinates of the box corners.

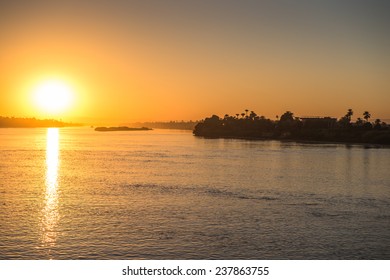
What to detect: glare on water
<box><xmin>0</xmin><ymin>128</ymin><xmax>389</xmax><ymax>259</ymax></box>
<box><xmin>40</xmin><ymin>128</ymin><xmax>60</xmax><ymax>248</ymax></box>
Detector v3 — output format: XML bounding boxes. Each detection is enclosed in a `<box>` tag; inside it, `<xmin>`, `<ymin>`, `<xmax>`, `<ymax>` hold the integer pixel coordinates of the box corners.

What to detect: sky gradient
<box><xmin>1</xmin><ymin>0</ymin><xmax>389</xmax><ymax>123</ymax></box>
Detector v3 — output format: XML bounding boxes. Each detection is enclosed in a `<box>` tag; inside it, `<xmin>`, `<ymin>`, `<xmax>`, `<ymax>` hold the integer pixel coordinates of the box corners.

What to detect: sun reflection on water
<box><xmin>40</xmin><ymin>128</ymin><xmax>60</xmax><ymax>248</ymax></box>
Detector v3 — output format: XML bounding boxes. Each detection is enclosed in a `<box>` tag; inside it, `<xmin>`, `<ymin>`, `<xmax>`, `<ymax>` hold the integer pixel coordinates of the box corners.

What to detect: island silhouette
<box><xmin>94</xmin><ymin>126</ymin><xmax>152</xmax><ymax>132</ymax></box>
<box><xmin>193</xmin><ymin>109</ymin><xmax>390</xmax><ymax>145</ymax></box>
<box><xmin>123</xmin><ymin>121</ymin><xmax>197</xmax><ymax>130</ymax></box>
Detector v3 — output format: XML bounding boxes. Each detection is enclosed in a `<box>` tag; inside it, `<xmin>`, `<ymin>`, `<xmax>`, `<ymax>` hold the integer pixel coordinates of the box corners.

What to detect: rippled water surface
<box><xmin>1</xmin><ymin>128</ymin><xmax>389</xmax><ymax>259</ymax></box>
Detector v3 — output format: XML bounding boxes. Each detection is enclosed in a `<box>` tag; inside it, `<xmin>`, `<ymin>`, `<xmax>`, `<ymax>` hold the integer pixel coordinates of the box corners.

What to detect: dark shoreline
<box><xmin>0</xmin><ymin>116</ymin><xmax>82</xmax><ymax>128</ymax></box>
<box><xmin>94</xmin><ymin>126</ymin><xmax>152</xmax><ymax>132</ymax></box>
<box><xmin>193</xmin><ymin>110</ymin><xmax>390</xmax><ymax>146</ymax></box>
<box><xmin>0</xmin><ymin>125</ymin><xmax>82</xmax><ymax>128</ymax></box>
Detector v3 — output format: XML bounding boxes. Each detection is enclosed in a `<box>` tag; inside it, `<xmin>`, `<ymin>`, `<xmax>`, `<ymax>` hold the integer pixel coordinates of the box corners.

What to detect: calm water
<box><xmin>1</xmin><ymin>127</ymin><xmax>389</xmax><ymax>259</ymax></box>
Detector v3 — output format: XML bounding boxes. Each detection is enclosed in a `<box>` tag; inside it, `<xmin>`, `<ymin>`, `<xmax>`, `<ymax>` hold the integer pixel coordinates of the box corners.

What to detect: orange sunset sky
<box><xmin>1</xmin><ymin>0</ymin><xmax>389</xmax><ymax>123</ymax></box>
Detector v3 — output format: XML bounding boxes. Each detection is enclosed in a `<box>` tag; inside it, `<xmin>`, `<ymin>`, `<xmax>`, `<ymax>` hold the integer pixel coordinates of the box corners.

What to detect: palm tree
<box><xmin>346</xmin><ymin>109</ymin><xmax>353</xmax><ymax>121</ymax></box>
<box><xmin>249</xmin><ymin>111</ymin><xmax>257</xmax><ymax>120</ymax></box>
<box><xmin>338</xmin><ymin>109</ymin><xmax>354</xmax><ymax>127</ymax></box>
<box><xmin>363</xmin><ymin>111</ymin><xmax>371</xmax><ymax>122</ymax></box>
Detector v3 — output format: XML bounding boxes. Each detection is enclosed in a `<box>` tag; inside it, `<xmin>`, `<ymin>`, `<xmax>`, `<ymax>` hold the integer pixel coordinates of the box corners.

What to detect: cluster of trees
<box><xmin>338</xmin><ymin>109</ymin><xmax>386</xmax><ymax>130</ymax></box>
<box><xmin>193</xmin><ymin>109</ymin><xmax>390</xmax><ymax>145</ymax></box>
<box><xmin>0</xmin><ymin>116</ymin><xmax>81</xmax><ymax>128</ymax></box>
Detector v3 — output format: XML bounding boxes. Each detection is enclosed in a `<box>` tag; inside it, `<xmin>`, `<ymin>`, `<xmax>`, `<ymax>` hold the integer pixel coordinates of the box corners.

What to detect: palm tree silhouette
<box><xmin>363</xmin><ymin>111</ymin><xmax>371</xmax><ymax>122</ymax></box>
<box><xmin>346</xmin><ymin>109</ymin><xmax>353</xmax><ymax>121</ymax></box>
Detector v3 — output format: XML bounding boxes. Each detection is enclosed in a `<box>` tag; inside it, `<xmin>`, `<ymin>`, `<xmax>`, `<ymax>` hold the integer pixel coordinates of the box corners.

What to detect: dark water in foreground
<box><xmin>1</xmin><ymin>128</ymin><xmax>389</xmax><ymax>259</ymax></box>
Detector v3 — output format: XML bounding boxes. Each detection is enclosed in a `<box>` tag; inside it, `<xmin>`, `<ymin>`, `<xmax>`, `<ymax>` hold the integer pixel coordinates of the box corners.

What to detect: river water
<box><xmin>1</xmin><ymin>127</ymin><xmax>389</xmax><ymax>259</ymax></box>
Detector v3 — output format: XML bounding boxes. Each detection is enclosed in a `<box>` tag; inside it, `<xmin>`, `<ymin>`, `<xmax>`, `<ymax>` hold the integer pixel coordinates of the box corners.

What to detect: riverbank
<box><xmin>193</xmin><ymin>111</ymin><xmax>390</xmax><ymax>145</ymax></box>
<box><xmin>0</xmin><ymin>116</ymin><xmax>82</xmax><ymax>128</ymax></box>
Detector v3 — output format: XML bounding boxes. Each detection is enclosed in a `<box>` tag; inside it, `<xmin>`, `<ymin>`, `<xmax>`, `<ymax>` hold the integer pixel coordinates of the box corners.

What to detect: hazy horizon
<box><xmin>1</xmin><ymin>0</ymin><xmax>389</xmax><ymax>122</ymax></box>
<box><xmin>2</xmin><ymin>113</ymin><xmax>390</xmax><ymax>128</ymax></box>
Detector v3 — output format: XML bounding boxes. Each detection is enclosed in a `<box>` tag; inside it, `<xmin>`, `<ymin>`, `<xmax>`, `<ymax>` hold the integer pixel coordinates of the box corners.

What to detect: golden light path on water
<box><xmin>40</xmin><ymin>128</ymin><xmax>60</xmax><ymax>250</ymax></box>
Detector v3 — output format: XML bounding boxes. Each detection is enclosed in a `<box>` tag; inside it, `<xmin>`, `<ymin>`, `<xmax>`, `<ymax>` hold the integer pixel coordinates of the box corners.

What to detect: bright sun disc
<box><xmin>33</xmin><ymin>80</ymin><xmax>74</xmax><ymax>113</ymax></box>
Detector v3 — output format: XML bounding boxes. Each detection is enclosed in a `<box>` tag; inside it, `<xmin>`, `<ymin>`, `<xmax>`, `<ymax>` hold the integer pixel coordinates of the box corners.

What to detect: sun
<box><xmin>33</xmin><ymin>80</ymin><xmax>74</xmax><ymax>114</ymax></box>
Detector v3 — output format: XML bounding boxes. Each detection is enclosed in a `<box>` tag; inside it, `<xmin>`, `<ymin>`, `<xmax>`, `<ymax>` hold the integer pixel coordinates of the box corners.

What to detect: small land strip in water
<box><xmin>94</xmin><ymin>126</ymin><xmax>152</xmax><ymax>132</ymax></box>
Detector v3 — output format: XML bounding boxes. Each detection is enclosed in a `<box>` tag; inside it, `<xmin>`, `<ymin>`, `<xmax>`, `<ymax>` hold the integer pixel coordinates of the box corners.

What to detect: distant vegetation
<box><xmin>0</xmin><ymin>116</ymin><xmax>82</xmax><ymax>128</ymax></box>
<box><xmin>193</xmin><ymin>109</ymin><xmax>390</xmax><ymax>145</ymax></box>
<box><xmin>95</xmin><ymin>126</ymin><xmax>152</xmax><ymax>132</ymax></box>
<box><xmin>125</xmin><ymin>121</ymin><xmax>198</xmax><ymax>130</ymax></box>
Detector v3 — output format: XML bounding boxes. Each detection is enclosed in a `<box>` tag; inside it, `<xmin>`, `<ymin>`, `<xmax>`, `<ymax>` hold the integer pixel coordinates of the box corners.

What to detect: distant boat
<box><xmin>94</xmin><ymin>126</ymin><xmax>152</xmax><ymax>132</ymax></box>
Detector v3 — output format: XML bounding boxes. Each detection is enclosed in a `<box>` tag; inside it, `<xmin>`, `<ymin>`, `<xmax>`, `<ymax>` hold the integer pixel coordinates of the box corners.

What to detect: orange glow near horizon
<box><xmin>1</xmin><ymin>1</ymin><xmax>389</xmax><ymax>123</ymax></box>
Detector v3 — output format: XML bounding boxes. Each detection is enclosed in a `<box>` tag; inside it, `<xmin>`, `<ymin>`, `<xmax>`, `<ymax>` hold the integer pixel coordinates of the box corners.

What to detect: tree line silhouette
<box><xmin>0</xmin><ymin>116</ymin><xmax>81</xmax><ymax>128</ymax></box>
<box><xmin>193</xmin><ymin>109</ymin><xmax>390</xmax><ymax>145</ymax></box>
